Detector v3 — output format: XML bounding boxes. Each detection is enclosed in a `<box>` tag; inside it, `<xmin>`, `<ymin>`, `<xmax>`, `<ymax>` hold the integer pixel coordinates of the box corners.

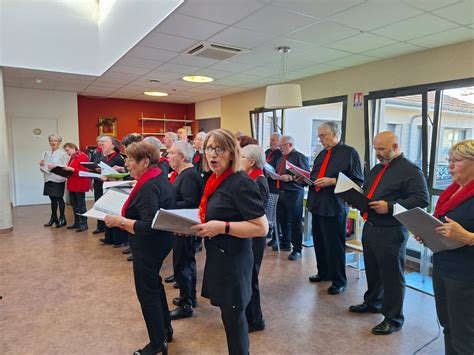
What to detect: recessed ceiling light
<box><xmin>35</xmin><ymin>78</ymin><xmax>43</xmax><ymax>84</ymax></box>
<box><xmin>149</xmin><ymin>79</ymin><xmax>160</xmax><ymax>83</ymax></box>
<box><xmin>182</xmin><ymin>75</ymin><xmax>213</xmax><ymax>83</ymax></box>
<box><xmin>144</xmin><ymin>91</ymin><xmax>168</xmax><ymax>97</ymax></box>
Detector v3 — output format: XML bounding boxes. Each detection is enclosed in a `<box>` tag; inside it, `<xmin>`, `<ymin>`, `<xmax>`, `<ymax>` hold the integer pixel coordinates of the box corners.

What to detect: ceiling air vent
<box><xmin>185</xmin><ymin>42</ymin><xmax>248</xmax><ymax>61</ymax></box>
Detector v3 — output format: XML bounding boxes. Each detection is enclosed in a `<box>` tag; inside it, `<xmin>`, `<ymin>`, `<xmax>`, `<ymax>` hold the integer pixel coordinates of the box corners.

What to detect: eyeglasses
<box><xmin>446</xmin><ymin>157</ymin><xmax>464</xmax><ymax>164</ymax></box>
<box><xmin>205</xmin><ymin>146</ymin><xmax>225</xmax><ymax>155</ymax></box>
<box><xmin>278</xmin><ymin>142</ymin><xmax>290</xmax><ymax>148</ymax></box>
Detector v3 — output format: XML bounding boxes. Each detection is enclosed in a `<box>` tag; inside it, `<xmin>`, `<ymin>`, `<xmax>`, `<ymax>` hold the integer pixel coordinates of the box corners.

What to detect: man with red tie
<box><xmin>349</xmin><ymin>131</ymin><xmax>428</xmax><ymax>335</ymax></box>
<box><xmin>305</xmin><ymin>122</ymin><xmax>363</xmax><ymax>295</ymax></box>
<box><xmin>270</xmin><ymin>135</ymin><xmax>310</xmax><ymax>260</ymax></box>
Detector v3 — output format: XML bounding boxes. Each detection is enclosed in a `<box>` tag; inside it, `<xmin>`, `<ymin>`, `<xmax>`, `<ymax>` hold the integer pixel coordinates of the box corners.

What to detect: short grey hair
<box><xmin>319</xmin><ymin>121</ymin><xmax>341</xmax><ymax>137</ymax></box>
<box><xmin>165</xmin><ymin>132</ymin><xmax>178</xmax><ymax>142</ymax></box>
<box><xmin>280</xmin><ymin>135</ymin><xmax>294</xmax><ymax>145</ymax></box>
<box><xmin>241</xmin><ymin>144</ymin><xmax>266</xmax><ymax>169</ymax></box>
<box><xmin>195</xmin><ymin>131</ymin><xmax>206</xmax><ymax>141</ymax></box>
<box><xmin>144</xmin><ymin>136</ymin><xmax>163</xmax><ymax>150</ymax></box>
<box><xmin>48</xmin><ymin>134</ymin><xmax>62</xmax><ymax>142</ymax></box>
<box><xmin>172</xmin><ymin>140</ymin><xmax>195</xmax><ymax>163</ymax></box>
<box><xmin>271</xmin><ymin>132</ymin><xmax>281</xmax><ymax>138</ymax></box>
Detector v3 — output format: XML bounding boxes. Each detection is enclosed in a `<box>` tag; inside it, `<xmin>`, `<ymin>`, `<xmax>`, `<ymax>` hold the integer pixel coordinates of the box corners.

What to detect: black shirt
<box><xmin>306</xmin><ymin>142</ymin><xmax>364</xmax><ymax>216</ymax></box>
<box><xmin>173</xmin><ymin>166</ymin><xmax>202</xmax><ymax>209</ymax></box>
<box><xmin>201</xmin><ymin>171</ymin><xmax>265</xmax><ymax>308</ymax></box>
<box><xmin>94</xmin><ymin>152</ymin><xmax>125</xmax><ymax>187</ymax></box>
<box><xmin>270</xmin><ymin>149</ymin><xmax>310</xmax><ymax>192</ymax></box>
<box><xmin>363</xmin><ymin>154</ymin><xmax>429</xmax><ymax>226</ymax></box>
<box><xmin>255</xmin><ymin>175</ymin><xmax>270</xmax><ymax>212</ymax></box>
<box><xmin>125</xmin><ymin>173</ymin><xmax>176</xmax><ymax>259</ymax></box>
<box><xmin>433</xmin><ymin>197</ymin><xmax>474</xmax><ymax>281</ymax></box>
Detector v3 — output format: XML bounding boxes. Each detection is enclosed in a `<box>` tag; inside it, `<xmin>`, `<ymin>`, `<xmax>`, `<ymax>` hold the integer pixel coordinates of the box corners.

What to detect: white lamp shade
<box><xmin>264</xmin><ymin>84</ymin><xmax>302</xmax><ymax>109</ymax></box>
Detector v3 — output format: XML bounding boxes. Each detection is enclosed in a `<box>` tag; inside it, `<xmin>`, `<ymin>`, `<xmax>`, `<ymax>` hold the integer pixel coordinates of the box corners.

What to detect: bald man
<box><xmin>349</xmin><ymin>131</ymin><xmax>429</xmax><ymax>335</ymax></box>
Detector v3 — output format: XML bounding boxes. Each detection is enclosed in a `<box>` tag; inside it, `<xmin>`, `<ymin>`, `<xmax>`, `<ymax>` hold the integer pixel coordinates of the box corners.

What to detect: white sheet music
<box><xmin>81</xmin><ymin>190</ymin><xmax>129</xmax><ymax>220</ymax></box>
<box><xmin>334</xmin><ymin>172</ymin><xmax>363</xmax><ymax>194</ymax></box>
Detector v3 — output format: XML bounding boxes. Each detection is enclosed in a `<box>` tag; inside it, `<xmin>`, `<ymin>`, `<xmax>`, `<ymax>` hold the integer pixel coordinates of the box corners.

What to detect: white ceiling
<box><xmin>3</xmin><ymin>0</ymin><xmax>473</xmax><ymax>104</ymax></box>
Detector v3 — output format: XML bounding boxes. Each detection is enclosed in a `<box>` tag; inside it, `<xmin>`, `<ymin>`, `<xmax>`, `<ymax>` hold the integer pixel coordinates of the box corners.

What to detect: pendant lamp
<box><xmin>264</xmin><ymin>46</ymin><xmax>302</xmax><ymax>109</ymax></box>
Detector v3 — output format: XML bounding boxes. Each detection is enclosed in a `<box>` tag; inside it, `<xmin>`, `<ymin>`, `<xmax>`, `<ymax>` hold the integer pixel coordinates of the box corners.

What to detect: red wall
<box><xmin>77</xmin><ymin>96</ymin><xmax>195</xmax><ymax>150</ymax></box>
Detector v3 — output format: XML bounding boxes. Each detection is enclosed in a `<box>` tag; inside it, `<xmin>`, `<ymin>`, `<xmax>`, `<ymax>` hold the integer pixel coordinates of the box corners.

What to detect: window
<box><xmin>250</xmin><ymin>109</ymin><xmax>283</xmax><ymax>148</ymax></box>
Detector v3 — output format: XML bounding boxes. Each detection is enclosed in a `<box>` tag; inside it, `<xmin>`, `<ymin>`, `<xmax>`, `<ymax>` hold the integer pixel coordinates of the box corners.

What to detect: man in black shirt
<box><xmin>271</xmin><ymin>135</ymin><xmax>310</xmax><ymax>260</ymax></box>
<box><xmin>305</xmin><ymin>122</ymin><xmax>363</xmax><ymax>295</ymax></box>
<box><xmin>349</xmin><ymin>131</ymin><xmax>429</xmax><ymax>335</ymax></box>
<box><xmin>168</xmin><ymin>140</ymin><xmax>202</xmax><ymax>320</ymax></box>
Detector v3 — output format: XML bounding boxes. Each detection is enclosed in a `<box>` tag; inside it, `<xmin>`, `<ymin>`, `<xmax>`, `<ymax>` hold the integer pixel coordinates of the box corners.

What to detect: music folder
<box><xmin>81</xmin><ymin>189</ymin><xmax>129</xmax><ymax>220</ymax></box>
<box><xmin>50</xmin><ymin>166</ymin><xmax>74</xmax><ymax>178</ymax></box>
<box><xmin>334</xmin><ymin>172</ymin><xmax>369</xmax><ymax>212</ymax></box>
<box><xmin>80</xmin><ymin>162</ymin><xmax>100</xmax><ymax>172</ymax></box>
<box><xmin>152</xmin><ymin>209</ymin><xmax>200</xmax><ymax>235</ymax></box>
<box><xmin>393</xmin><ymin>204</ymin><xmax>464</xmax><ymax>253</ymax></box>
<box><xmin>285</xmin><ymin>161</ymin><xmax>313</xmax><ymax>185</ymax></box>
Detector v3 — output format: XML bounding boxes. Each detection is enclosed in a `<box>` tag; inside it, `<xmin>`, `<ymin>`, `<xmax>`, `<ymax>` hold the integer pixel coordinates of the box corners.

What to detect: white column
<box><xmin>0</xmin><ymin>68</ymin><xmax>13</xmax><ymax>233</ymax></box>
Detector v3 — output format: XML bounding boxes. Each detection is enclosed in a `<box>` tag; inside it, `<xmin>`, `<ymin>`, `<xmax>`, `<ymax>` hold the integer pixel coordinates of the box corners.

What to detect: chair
<box><xmin>265</xmin><ymin>193</ymin><xmax>281</xmax><ymax>253</ymax></box>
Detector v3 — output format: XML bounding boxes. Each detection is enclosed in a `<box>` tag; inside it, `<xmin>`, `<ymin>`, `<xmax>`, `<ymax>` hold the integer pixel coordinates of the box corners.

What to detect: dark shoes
<box><xmin>327</xmin><ymin>285</ymin><xmax>346</xmax><ymax>295</ymax></box>
<box><xmin>127</xmin><ymin>255</ymin><xmax>133</xmax><ymax>262</ymax></box>
<box><xmin>170</xmin><ymin>305</ymin><xmax>193</xmax><ymax>320</ymax></box>
<box><xmin>309</xmin><ymin>275</ymin><xmax>329</xmax><ymax>283</ymax></box>
<box><xmin>349</xmin><ymin>303</ymin><xmax>381</xmax><ymax>314</ymax></box>
<box><xmin>44</xmin><ymin>216</ymin><xmax>58</xmax><ymax>227</ymax></box>
<box><xmin>173</xmin><ymin>282</ymin><xmax>179</xmax><ymax>289</ymax></box>
<box><xmin>76</xmin><ymin>224</ymin><xmax>88</xmax><ymax>232</ymax></box>
<box><xmin>92</xmin><ymin>228</ymin><xmax>105</xmax><ymax>235</ymax></box>
<box><xmin>371</xmin><ymin>320</ymin><xmax>402</xmax><ymax>335</ymax></box>
<box><xmin>164</xmin><ymin>325</ymin><xmax>173</xmax><ymax>343</ymax></box>
<box><xmin>288</xmin><ymin>251</ymin><xmax>302</xmax><ymax>260</ymax></box>
<box><xmin>133</xmin><ymin>341</ymin><xmax>168</xmax><ymax>355</ymax></box>
<box><xmin>173</xmin><ymin>297</ymin><xmax>198</xmax><ymax>308</ymax></box>
<box><xmin>55</xmin><ymin>218</ymin><xmax>67</xmax><ymax>228</ymax></box>
<box><xmin>113</xmin><ymin>243</ymin><xmax>127</xmax><ymax>248</ymax></box>
<box><xmin>267</xmin><ymin>239</ymin><xmax>276</xmax><ymax>247</ymax></box>
<box><xmin>100</xmin><ymin>238</ymin><xmax>113</xmax><ymax>245</ymax></box>
<box><xmin>248</xmin><ymin>319</ymin><xmax>265</xmax><ymax>333</ymax></box>
<box><xmin>164</xmin><ymin>275</ymin><xmax>175</xmax><ymax>283</ymax></box>
<box><xmin>122</xmin><ymin>247</ymin><xmax>131</xmax><ymax>255</ymax></box>
<box><xmin>67</xmin><ymin>223</ymin><xmax>79</xmax><ymax>229</ymax></box>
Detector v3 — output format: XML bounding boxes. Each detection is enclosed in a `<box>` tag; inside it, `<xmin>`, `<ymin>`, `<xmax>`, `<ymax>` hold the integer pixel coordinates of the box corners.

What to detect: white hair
<box><xmin>172</xmin><ymin>140</ymin><xmax>195</xmax><ymax>163</ymax></box>
<box><xmin>241</xmin><ymin>144</ymin><xmax>266</xmax><ymax>169</ymax></box>
<box><xmin>319</xmin><ymin>121</ymin><xmax>341</xmax><ymax>137</ymax></box>
<box><xmin>144</xmin><ymin>136</ymin><xmax>163</xmax><ymax>150</ymax></box>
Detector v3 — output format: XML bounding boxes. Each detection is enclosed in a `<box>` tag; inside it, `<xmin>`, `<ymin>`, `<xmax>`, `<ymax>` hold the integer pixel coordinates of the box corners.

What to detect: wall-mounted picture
<box><xmin>97</xmin><ymin>117</ymin><xmax>117</xmax><ymax>137</ymax></box>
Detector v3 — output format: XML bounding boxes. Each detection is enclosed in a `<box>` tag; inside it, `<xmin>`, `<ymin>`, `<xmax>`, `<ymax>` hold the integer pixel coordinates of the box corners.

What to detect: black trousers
<box><xmin>69</xmin><ymin>191</ymin><xmax>87</xmax><ymax>225</ymax></box>
<box><xmin>312</xmin><ymin>212</ymin><xmax>348</xmax><ymax>288</ymax></box>
<box><xmin>49</xmin><ymin>196</ymin><xmax>65</xmax><ymax>219</ymax></box>
<box><xmin>172</xmin><ymin>236</ymin><xmax>197</xmax><ymax>304</ymax></box>
<box><xmin>362</xmin><ymin>224</ymin><xmax>408</xmax><ymax>327</ymax></box>
<box><xmin>93</xmin><ymin>180</ymin><xmax>105</xmax><ymax>230</ymax></box>
<box><xmin>131</xmin><ymin>240</ymin><xmax>172</xmax><ymax>350</ymax></box>
<box><xmin>245</xmin><ymin>237</ymin><xmax>266</xmax><ymax>325</ymax></box>
<box><xmin>276</xmin><ymin>189</ymin><xmax>304</xmax><ymax>252</ymax></box>
<box><xmin>433</xmin><ymin>269</ymin><xmax>474</xmax><ymax>355</ymax></box>
<box><xmin>103</xmin><ymin>227</ymin><xmax>128</xmax><ymax>245</ymax></box>
<box><xmin>220</xmin><ymin>305</ymin><xmax>249</xmax><ymax>355</ymax></box>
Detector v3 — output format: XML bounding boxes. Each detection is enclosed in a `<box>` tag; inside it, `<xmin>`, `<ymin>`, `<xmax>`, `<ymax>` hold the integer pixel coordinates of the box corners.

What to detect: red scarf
<box><xmin>169</xmin><ymin>171</ymin><xmax>178</xmax><ymax>184</ymax></box>
<box><xmin>105</xmin><ymin>151</ymin><xmax>117</xmax><ymax>162</ymax></box>
<box><xmin>160</xmin><ymin>156</ymin><xmax>169</xmax><ymax>163</ymax></box>
<box><xmin>434</xmin><ymin>180</ymin><xmax>474</xmax><ymax>218</ymax></box>
<box><xmin>248</xmin><ymin>168</ymin><xmax>264</xmax><ymax>181</ymax></box>
<box><xmin>121</xmin><ymin>167</ymin><xmax>162</xmax><ymax>216</ymax></box>
<box><xmin>193</xmin><ymin>153</ymin><xmax>201</xmax><ymax>164</ymax></box>
<box><xmin>198</xmin><ymin>167</ymin><xmax>233</xmax><ymax>223</ymax></box>
<box><xmin>266</xmin><ymin>149</ymin><xmax>275</xmax><ymax>162</ymax></box>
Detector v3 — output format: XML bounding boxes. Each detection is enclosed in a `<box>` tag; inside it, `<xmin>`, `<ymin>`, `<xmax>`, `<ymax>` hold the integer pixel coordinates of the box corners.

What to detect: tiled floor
<box><xmin>0</xmin><ymin>205</ymin><xmax>444</xmax><ymax>354</ymax></box>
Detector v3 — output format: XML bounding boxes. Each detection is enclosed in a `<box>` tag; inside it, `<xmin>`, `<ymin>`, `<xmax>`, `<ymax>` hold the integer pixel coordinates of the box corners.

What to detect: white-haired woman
<box><xmin>240</xmin><ymin>144</ymin><xmax>269</xmax><ymax>333</ymax></box>
<box><xmin>40</xmin><ymin>134</ymin><xmax>69</xmax><ymax>227</ymax></box>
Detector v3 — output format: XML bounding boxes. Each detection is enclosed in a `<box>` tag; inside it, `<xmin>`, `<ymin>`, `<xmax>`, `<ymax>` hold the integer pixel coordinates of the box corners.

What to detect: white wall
<box><xmin>195</xmin><ymin>98</ymin><xmax>222</xmax><ymax>120</ymax></box>
<box><xmin>4</xmin><ymin>87</ymin><xmax>79</xmax><ymax>205</ymax></box>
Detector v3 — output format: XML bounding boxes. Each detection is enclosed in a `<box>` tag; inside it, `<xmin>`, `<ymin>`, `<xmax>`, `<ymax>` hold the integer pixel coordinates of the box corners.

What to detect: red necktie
<box><xmin>266</xmin><ymin>149</ymin><xmax>274</xmax><ymax>162</ymax></box>
<box><xmin>363</xmin><ymin>164</ymin><xmax>389</xmax><ymax>220</ymax></box>
<box><xmin>276</xmin><ymin>155</ymin><xmax>287</xmax><ymax>189</ymax></box>
<box><xmin>315</xmin><ymin>149</ymin><xmax>332</xmax><ymax>192</ymax></box>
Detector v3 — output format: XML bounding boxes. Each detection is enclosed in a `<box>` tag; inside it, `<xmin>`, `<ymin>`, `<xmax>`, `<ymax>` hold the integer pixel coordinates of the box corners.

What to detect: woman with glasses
<box><xmin>417</xmin><ymin>139</ymin><xmax>474</xmax><ymax>354</ymax></box>
<box><xmin>104</xmin><ymin>141</ymin><xmax>175</xmax><ymax>355</ymax></box>
<box><xmin>191</xmin><ymin>129</ymin><xmax>268</xmax><ymax>355</ymax></box>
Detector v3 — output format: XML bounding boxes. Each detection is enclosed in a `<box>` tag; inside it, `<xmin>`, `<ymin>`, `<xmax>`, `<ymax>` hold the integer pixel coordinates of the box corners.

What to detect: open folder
<box><xmin>264</xmin><ymin>163</ymin><xmax>281</xmax><ymax>181</ymax></box>
<box><xmin>81</xmin><ymin>189</ymin><xmax>129</xmax><ymax>220</ymax></box>
<box><xmin>286</xmin><ymin>161</ymin><xmax>313</xmax><ymax>185</ymax></box>
<box><xmin>393</xmin><ymin>204</ymin><xmax>464</xmax><ymax>253</ymax></box>
<box><xmin>334</xmin><ymin>172</ymin><xmax>369</xmax><ymax>212</ymax></box>
<box><xmin>50</xmin><ymin>166</ymin><xmax>74</xmax><ymax>178</ymax></box>
<box><xmin>152</xmin><ymin>209</ymin><xmax>200</xmax><ymax>235</ymax></box>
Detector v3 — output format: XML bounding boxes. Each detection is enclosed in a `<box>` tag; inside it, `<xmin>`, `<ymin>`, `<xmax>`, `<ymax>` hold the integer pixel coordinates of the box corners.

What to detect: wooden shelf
<box><xmin>139</xmin><ymin>113</ymin><xmax>195</xmax><ymax>136</ymax></box>
<box><xmin>139</xmin><ymin>118</ymin><xmax>194</xmax><ymax>123</ymax></box>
